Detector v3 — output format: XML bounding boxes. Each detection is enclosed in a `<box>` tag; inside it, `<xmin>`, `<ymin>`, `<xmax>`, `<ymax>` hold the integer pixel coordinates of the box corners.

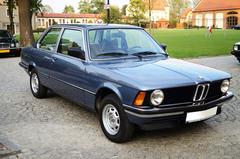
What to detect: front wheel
<box><xmin>30</xmin><ymin>69</ymin><xmax>48</xmax><ymax>98</ymax></box>
<box><xmin>99</xmin><ymin>94</ymin><xmax>135</xmax><ymax>143</ymax></box>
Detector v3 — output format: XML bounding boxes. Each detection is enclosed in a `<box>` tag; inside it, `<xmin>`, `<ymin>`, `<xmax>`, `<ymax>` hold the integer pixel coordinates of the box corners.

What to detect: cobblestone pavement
<box><xmin>0</xmin><ymin>55</ymin><xmax>239</xmax><ymax>159</ymax></box>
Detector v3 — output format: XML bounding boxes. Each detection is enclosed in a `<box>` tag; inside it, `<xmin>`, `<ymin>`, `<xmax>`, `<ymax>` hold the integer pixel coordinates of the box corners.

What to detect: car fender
<box><xmin>96</xmin><ymin>82</ymin><xmax>123</xmax><ymax>102</ymax></box>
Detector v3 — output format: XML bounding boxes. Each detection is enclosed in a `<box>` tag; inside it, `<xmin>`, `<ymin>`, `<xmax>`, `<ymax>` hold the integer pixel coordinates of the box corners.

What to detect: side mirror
<box><xmin>32</xmin><ymin>42</ymin><xmax>40</xmax><ymax>48</ymax></box>
<box><xmin>68</xmin><ymin>47</ymin><xmax>85</xmax><ymax>60</ymax></box>
<box><xmin>160</xmin><ymin>43</ymin><xmax>167</xmax><ymax>51</ymax></box>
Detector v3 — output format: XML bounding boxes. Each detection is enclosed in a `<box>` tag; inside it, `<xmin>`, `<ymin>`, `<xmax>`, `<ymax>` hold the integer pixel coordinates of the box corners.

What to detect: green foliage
<box><xmin>30</xmin><ymin>0</ymin><xmax>44</xmax><ymax>16</ymax></box>
<box><xmin>168</xmin><ymin>0</ymin><xmax>189</xmax><ymax>27</ymax></box>
<box><xmin>63</xmin><ymin>5</ymin><xmax>75</xmax><ymax>13</ymax></box>
<box><xmin>127</xmin><ymin>0</ymin><xmax>146</xmax><ymax>23</ymax></box>
<box><xmin>78</xmin><ymin>0</ymin><xmax>104</xmax><ymax>14</ymax></box>
<box><xmin>102</xmin><ymin>6</ymin><xmax>122</xmax><ymax>23</ymax></box>
<box><xmin>150</xmin><ymin>29</ymin><xmax>240</xmax><ymax>58</ymax></box>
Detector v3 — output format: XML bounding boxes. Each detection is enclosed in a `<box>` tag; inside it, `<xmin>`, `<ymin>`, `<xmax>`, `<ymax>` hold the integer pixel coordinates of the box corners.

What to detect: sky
<box><xmin>42</xmin><ymin>0</ymin><xmax>129</xmax><ymax>13</ymax></box>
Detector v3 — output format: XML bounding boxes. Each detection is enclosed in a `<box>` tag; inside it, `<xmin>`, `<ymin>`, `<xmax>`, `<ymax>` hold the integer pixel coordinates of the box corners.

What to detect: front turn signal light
<box><xmin>134</xmin><ymin>92</ymin><xmax>146</xmax><ymax>106</ymax></box>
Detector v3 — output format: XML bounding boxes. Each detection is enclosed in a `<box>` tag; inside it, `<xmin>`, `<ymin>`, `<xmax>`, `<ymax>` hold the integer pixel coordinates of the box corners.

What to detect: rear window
<box><xmin>0</xmin><ymin>30</ymin><xmax>10</xmax><ymax>38</ymax></box>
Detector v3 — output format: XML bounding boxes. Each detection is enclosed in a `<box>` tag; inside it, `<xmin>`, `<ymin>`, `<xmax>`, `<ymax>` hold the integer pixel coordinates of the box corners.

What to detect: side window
<box><xmin>39</xmin><ymin>28</ymin><xmax>61</xmax><ymax>51</ymax></box>
<box><xmin>57</xmin><ymin>29</ymin><xmax>85</xmax><ymax>59</ymax></box>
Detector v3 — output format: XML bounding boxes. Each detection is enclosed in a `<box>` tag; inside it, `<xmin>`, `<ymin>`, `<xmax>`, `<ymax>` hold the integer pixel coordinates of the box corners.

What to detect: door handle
<box><xmin>43</xmin><ymin>56</ymin><xmax>57</xmax><ymax>62</ymax></box>
<box><xmin>51</xmin><ymin>57</ymin><xmax>57</xmax><ymax>62</ymax></box>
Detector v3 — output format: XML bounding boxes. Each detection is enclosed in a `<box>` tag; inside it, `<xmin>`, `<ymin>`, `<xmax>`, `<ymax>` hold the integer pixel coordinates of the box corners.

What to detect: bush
<box><xmin>33</xmin><ymin>28</ymin><xmax>46</xmax><ymax>33</ymax></box>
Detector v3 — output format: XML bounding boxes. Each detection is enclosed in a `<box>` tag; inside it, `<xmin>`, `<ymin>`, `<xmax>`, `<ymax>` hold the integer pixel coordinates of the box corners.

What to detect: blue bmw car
<box><xmin>20</xmin><ymin>24</ymin><xmax>233</xmax><ymax>142</ymax></box>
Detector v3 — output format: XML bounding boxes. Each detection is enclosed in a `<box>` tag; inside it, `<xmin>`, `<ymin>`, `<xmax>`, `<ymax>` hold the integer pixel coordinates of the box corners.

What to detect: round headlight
<box><xmin>234</xmin><ymin>45</ymin><xmax>238</xmax><ymax>51</ymax></box>
<box><xmin>221</xmin><ymin>80</ymin><xmax>230</xmax><ymax>93</ymax></box>
<box><xmin>10</xmin><ymin>43</ymin><xmax>15</xmax><ymax>47</ymax></box>
<box><xmin>150</xmin><ymin>90</ymin><xmax>164</xmax><ymax>106</ymax></box>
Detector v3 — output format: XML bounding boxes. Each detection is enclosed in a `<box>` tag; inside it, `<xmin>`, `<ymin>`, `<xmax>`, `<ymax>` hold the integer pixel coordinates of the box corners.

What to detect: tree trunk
<box><xmin>18</xmin><ymin>0</ymin><xmax>35</xmax><ymax>47</ymax></box>
<box><xmin>7</xmin><ymin>0</ymin><xmax>15</xmax><ymax>35</ymax></box>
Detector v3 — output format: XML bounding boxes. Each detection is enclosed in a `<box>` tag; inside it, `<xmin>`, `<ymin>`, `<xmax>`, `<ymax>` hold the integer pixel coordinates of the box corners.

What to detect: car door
<box><xmin>35</xmin><ymin>28</ymin><xmax>62</xmax><ymax>87</ymax></box>
<box><xmin>49</xmin><ymin>28</ymin><xmax>88</xmax><ymax>106</ymax></box>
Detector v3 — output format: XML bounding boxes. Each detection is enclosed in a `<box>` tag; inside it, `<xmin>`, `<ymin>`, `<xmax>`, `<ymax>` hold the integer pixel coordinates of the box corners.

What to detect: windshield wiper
<box><xmin>132</xmin><ymin>51</ymin><xmax>158</xmax><ymax>56</ymax></box>
<box><xmin>132</xmin><ymin>51</ymin><xmax>168</xmax><ymax>57</ymax></box>
<box><xmin>97</xmin><ymin>52</ymin><xmax>128</xmax><ymax>57</ymax></box>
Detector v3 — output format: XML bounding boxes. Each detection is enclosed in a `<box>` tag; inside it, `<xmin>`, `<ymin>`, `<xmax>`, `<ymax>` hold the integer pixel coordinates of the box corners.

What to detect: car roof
<box><xmin>51</xmin><ymin>24</ymin><xmax>142</xmax><ymax>29</ymax></box>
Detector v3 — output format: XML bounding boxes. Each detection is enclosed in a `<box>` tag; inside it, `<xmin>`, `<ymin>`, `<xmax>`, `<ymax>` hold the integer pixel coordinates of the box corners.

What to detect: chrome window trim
<box><xmin>55</xmin><ymin>27</ymin><xmax>87</xmax><ymax>62</ymax></box>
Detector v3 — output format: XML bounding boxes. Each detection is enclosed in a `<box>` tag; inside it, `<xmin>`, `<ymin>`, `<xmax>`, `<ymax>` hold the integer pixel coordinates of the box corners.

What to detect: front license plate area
<box><xmin>186</xmin><ymin>107</ymin><xmax>217</xmax><ymax>123</ymax></box>
<box><xmin>0</xmin><ymin>50</ymin><xmax>10</xmax><ymax>53</ymax></box>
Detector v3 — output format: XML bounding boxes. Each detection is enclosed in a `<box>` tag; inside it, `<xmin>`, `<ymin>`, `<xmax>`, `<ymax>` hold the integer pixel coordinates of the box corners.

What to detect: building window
<box><xmin>227</xmin><ymin>16</ymin><xmax>238</xmax><ymax>28</ymax></box>
<box><xmin>195</xmin><ymin>14</ymin><xmax>202</xmax><ymax>27</ymax></box>
<box><xmin>38</xmin><ymin>19</ymin><xmax>41</xmax><ymax>26</ymax></box>
<box><xmin>215</xmin><ymin>13</ymin><xmax>223</xmax><ymax>28</ymax></box>
<box><xmin>227</xmin><ymin>11</ymin><xmax>238</xmax><ymax>15</ymax></box>
<box><xmin>63</xmin><ymin>19</ymin><xmax>65</xmax><ymax>24</ymax></box>
<box><xmin>6</xmin><ymin>8</ymin><xmax>9</xmax><ymax>17</ymax></box>
<box><xmin>205</xmin><ymin>14</ymin><xmax>213</xmax><ymax>27</ymax></box>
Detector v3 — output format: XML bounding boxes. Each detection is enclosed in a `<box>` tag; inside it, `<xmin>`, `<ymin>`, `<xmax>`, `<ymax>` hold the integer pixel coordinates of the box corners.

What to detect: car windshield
<box><xmin>88</xmin><ymin>28</ymin><xmax>166</xmax><ymax>60</ymax></box>
<box><xmin>0</xmin><ymin>30</ymin><xmax>10</xmax><ymax>38</ymax></box>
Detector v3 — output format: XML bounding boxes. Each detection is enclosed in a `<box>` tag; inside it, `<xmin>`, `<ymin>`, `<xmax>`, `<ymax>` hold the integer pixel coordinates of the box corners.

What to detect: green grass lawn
<box><xmin>149</xmin><ymin>29</ymin><xmax>240</xmax><ymax>58</ymax></box>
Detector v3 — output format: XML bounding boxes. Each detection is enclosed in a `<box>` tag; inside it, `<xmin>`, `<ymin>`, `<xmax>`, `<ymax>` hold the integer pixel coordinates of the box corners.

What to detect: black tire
<box><xmin>237</xmin><ymin>57</ymin><xmax>240</xmax><ymax>63</ymax></box>
<box><xmin>99</xmin><ymin>94</ymin><xmax>135</xmax><ymax>143</ymax></box>
<box><xmin>30</xmin><ymin>69</ymin><xmax>48</xmax><ymax>98</ymax></box>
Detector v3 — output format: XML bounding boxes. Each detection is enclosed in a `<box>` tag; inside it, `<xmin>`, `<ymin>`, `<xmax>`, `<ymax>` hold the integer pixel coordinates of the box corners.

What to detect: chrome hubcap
<box><xmin>31</xmin><ymin>73</ymin><xmax>39</xmax><ymax>93</ymax></box>
<box><xmin>102</xmin><ymin>104</ymin><xmax>120</xmax><ymax>135</ymax></box>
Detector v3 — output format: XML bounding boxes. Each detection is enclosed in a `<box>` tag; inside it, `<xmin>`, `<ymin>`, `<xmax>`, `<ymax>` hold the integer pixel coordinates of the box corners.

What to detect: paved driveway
<box><xmin>0</xmin><ymin>56</ymin><xmax>239</xmax><ymax>159</ymax></box>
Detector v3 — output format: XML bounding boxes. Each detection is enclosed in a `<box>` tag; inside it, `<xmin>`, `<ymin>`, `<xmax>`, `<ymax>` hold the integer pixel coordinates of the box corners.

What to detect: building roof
<box><xmin>37</xmin><ymin>13</ymin><xmax>101</xmax><ymax>18</ymax></box>
<box><xmin>180</xmin><ymin>8</ymin><xmax>192</xmax><ymax>19</ymax></box>
<box><xmin>193</xmin><ymin>0</ymin><xmax>240</xmax><ymax>12</ymax></box>
<box><xmin>144</xmin><ymin>0</ymin><xmax>168</xmax><ymax>10</ymax></box>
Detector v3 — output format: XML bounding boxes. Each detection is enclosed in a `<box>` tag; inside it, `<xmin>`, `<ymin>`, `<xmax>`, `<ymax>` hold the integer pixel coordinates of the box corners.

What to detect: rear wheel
<box><xmin>99</xmin><ymin>94</ymin><xmax>134</xmax><ymax>143</ymax></box>
<box><xmin>30</xmin><ymin>69</ymin><xmax>47</xmax><ymax>98</ymax></box>
<box><xmin>237</xmin><ymin>57</ymin><xmax>240</xmax><ymax>63</ymax></box>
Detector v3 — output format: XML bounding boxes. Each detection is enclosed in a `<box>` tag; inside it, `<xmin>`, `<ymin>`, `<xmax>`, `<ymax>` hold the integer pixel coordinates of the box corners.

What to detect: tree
<box><xmin>102</xmin><ymin>6</ymin><xmax>122</xmax><ymax>23</ymax></box>
<box><xmin>78</xmin><ymin>0</ymin><xmax>104</xmax><ymax>14</ymax></box>
<box><xmin>18</xmin><ymin>0</ymin><xmax>35</xmax><ymax>46</ymax></box>
<box><xmin>168</xmin><ymin>0</ymin><xmax>189</xmax><ymax>27</ymax></box>
<box><xmin>63</xmin><ymin>5</ymin><xmax>75</xmax><ymax>13</ymax></box>
<box><xmin>42</xmin><ymin>4</ymin><xmax>53</xmax><ymax>13</ymax></box>
<box><xmin>127</xmin><ymin>0</ymin><xmax>146</xmax><ymax>23</ymax></box>
<box><xmin>30</xmin><ymin>0</ymin><xmax>44</xmax><ymax>23</ymax></box>
<box><xmin>4</xmin><ymin>0</ymin><xmax>17</xmax><ymax>35</ymax></box>
<box><xmin>121</xmin><ymin>4</ymin><xmax>128</xmax><ymax>16</ymax></box>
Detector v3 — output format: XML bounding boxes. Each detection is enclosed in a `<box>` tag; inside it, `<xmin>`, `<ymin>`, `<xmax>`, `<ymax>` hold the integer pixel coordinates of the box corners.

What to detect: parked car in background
<box><xmin>0</xmin><ymin>29</ymin><xmax>21</xmax><ymax>56</ymax></box>
<box><xmin>232</xmin><ymin>25</ymin><xmax>240</xmax><ymax>30</ymax></box>
<box><xmin>20</xmin><ymin>24</ymin><xmax>233</xmax><ymax>143</ymax></box>
<box><xmin>231</xmin><ymin>42</ymin><xmax>240</xmax><ymax>62</ymax></box>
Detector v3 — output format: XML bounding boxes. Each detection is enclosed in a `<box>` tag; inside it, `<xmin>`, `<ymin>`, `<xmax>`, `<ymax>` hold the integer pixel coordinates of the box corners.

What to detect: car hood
<box><xmin>235</xmin><ymin>42</ymin><xmax>240</xmax><ymax>45</ymax></box>
<box><xmin>99</xmin><ymin>58</ymin><xmax>231</xmax><ymax>90</ymax></box>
